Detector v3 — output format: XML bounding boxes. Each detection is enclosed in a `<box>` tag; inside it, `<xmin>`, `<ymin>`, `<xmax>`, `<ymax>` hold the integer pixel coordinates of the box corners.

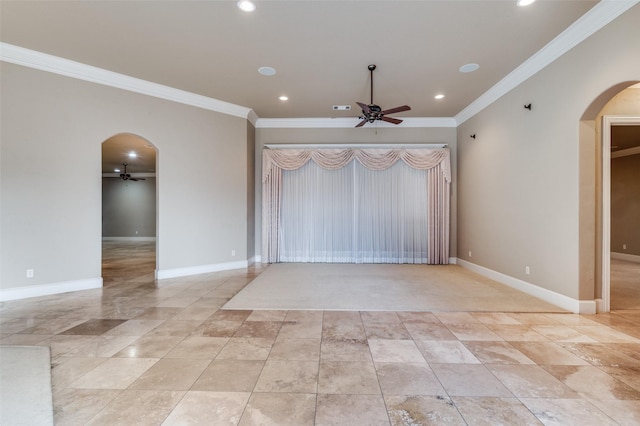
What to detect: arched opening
<box><xmin>101</xmin><ymin>133</ymin><xmax>158</xmax><ymax>286</ymax></box>
<box><xmin>580</xmin><ymin>82</ymin><xmax>640</xmax><ymax>312</ymax></box>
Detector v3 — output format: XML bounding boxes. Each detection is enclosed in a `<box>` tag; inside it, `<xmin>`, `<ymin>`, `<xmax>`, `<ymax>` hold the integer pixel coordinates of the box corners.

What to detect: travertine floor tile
<box><xmin>451</xmin><ymin>396</ymin><xmax>542</xmax><ymax>426</ymax></box>
<box><xmin>245</xmin><ymin>310</ymin><xmax>287</xmax><ymax>322</ymax></box>
<box><xmin>254</xmin><ymin>360</ymin><xmax>318</xmax><ymax>393</ymax></box>
<box><xmin>4</xmin><ymin>243</ymin><xmax>637</xmax><ymax>425</ymax></box>
<box><xmin>487</xmin><ymin>365</ymin><xmax>579</xmax><ymax>398</ymax></box>
<box><xmin>543</xmin><ymin>364</ymin><xmax>640</xmax><ymax>400</ymax></box>
<box><xmin>318</xmin><ymin>361</ymin><xmax>380</xmax><ymax>394</ymax></box>
<box><xmin>531</xmin><ymin>325</ymin><xmax>599</xmax><ymax>343</ymax></box>
<box><xmin>114</xmin><ymin>335</ymin><xmax>183</xmax><ymax>358</ymax></box>
<box><xmin>589</xmin><ymin>399</ymin><xmax>640</xmax><ymax>425</ymax></box>
<box><xmin>415</xmin><ymin>340</ymin><xmax>480</xmax><ymax>364</ymax></box>
<box><xmin>446</xmin><ymin>323</ymin><xmax>503</xmax><ymax>341</ymax></box>
<box><xmin>164</xmin><ymin>336</ymin><xmax>228</xmax><ymax>359</ymax></box>
<box><xmin>509</xmin><ymin>341</ymin><xmax>589</xmax><ymax>365</ymax></box>
<box><xmin>216</xmin><ymin>337</ymin><xmax>274</xmax><ymax>360</ymax></box>
<box><xmin>162</xmin><ymin>391</ymin><xmax>250</xmax><ymax>426</ymax></box>
<box><xmin>320</xmin><ymin>339</ymin><xmax>372</xmax><ymax>362</ymax></box>
<box><xmin>238</xmin><ymin>392</ymin><xmax>316</xmax><ymax>426</ymax></box>
<box><xmin>462</xmin><ymin>341</ymin><xmax>535</xmax><ymax>365</ymax></box>
<box><xmin>85</xmin><ymin>389</ymin><xmax>185</xmax><ymax>425</ymax></box>
<box><xmin>558</xmin><ymin>342</ymin><xmax>640</xmax><ymax>367</ymax></box>
<box><xmin>431</xmin><ymin>364</ymin><xmax>513</xmax><ymax>397</ymax></box>
<box><xmin>69</xmin><ymin>358</ymin><xmax>158</xmax><ymax>389</ymax></box>
<box><xmin>128</xmin><ymin>358</ymin><xmax>210</xmax><ymax>390</ymax></box>
<box><xmin>52</xmin><ymin>357</ymin><xmax>109</xmax><ymax>390</ymax></box>
<box><xmin>66</xmin><ymin>335</ymin><xmax>139</xmax><ymax>358</ymax></box>
<box><xmin>269</xmin><ymin>337</ymin><xmax>321</xmax><ymax>361</ymax></box>
<box><xmin>368</xmin><ymin>339</ymin><xmax>426</xmax><ymax>363</ymax></box>
<box><xmin>192</xmin><ymin>359</ymin><xmax>264</xmax><ymax>392</ymax></box>
<box><xmin>404</xmin><ymin>322</ymin><xmax>457</xmax><ymax>340</ymax></box>
<box><xmin>519</xmin><ymin>397</ymin><xmax>618</xmax><ymax>426</ymax></box>
<box><xmin>386</xmin><ymin>395</ymin><xmax>465</xmax><ymax>425</ymax></box>
<box><xmin>191</xmin><ymin>319</ymin><xmax>243</xmax><ymax>337</ymax></box>
<box><xmin>53</xmin><ymin>388</ymin><xmax>121</xmax><ymax>426</ymax></box>
<box><xmin>104</xmin><ymin>319</ymin><xmax>164</xmax><ymax>336</ymax></box>
<box><xmin>375</xmin><ymin>362</ymin><xmax>446</xmax><ymax>396</ymax></box>
<box><xmin>315</xmin><ymin>394</ymin><xmax>390</xmax><ymax>426</ymax></box>
<box><xmin>233</xmin><ymin>320</ymin><xmax>282</xmax><ymax>339</ymax></box>
<box><xmin>486</xmin><ymin>325</ymin><xmax>548</xmax><ymax>341</ymax></box>
<box><xmin>364</xmin><ymin>322</ymin><xmax>411</xmax><ymax>339</ymax></box>
<box><xmin>278</xmin><ymin>321</ymin><xmax>323</xmax><ymax>339</ymax></box>
<box><xmin>59</xmin><ymin>319</ymin><xmax>127</xmax><ymax>335</ymax></box>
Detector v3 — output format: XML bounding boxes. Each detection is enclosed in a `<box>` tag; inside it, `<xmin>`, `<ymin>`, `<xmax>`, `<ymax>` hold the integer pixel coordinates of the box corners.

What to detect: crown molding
<box><xmin>255</xmin><ymin>117</ymin><xmax>457</xmax><ymax>129</ymax></box>
<box><xmin>611</xmin><ymin>145</ymin><xmax>640</xmax><ymax>158</ymax></box>
<box><xmin>0</xmin><ymin>42</ymin><xmax>252</xmax><ymax>119</ymax></box>
<box><xmin>454</xmin><ymin>0</ymin><xmax>639</xmax><ymax>125</ymax></box>
<box><xmin>247</xmin><ymin>110</ymin><xmax>260</xmax><ymax>127</ymax></box>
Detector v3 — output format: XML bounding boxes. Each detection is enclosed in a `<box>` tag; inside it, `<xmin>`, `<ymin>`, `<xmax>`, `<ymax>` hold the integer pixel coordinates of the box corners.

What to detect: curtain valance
<box><xmin>262</xmin><ymin>146</ymin><xmax>451</xmax><ymax>264</ymax></box>
<box><xmin>263</xmin><ymin>147</ymin><xmax>451</xmax><ymax>183</ymax></box>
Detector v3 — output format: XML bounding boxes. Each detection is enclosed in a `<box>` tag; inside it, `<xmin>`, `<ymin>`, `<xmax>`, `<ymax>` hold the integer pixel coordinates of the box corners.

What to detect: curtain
<box><xmin>262</xmin><ymin>147</ymin><xmax>451</xmax><ymax>264</ymax></box>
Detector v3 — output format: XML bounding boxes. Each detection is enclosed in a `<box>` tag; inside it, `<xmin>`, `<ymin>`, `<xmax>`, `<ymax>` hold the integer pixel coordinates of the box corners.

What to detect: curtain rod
<box><xmin>264</xmin><ymin>143</ymin><xmax>447</xmax><ymax>149</ymax></box>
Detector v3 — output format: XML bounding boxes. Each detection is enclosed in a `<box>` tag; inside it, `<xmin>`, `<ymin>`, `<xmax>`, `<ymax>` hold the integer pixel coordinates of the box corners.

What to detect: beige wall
<box><xmin>254</xmin><ymin>126</ymin><xmax>458</xmax><ymax>259</ymax></box>
<box><xmin>102</xmin><ymin>177</ymin><xmax>157</xmax><ymax>238</ymax></box>
<box><xmin>246</xmin><ymin>122</ymin><xmax>256</xmax><ymax>260</ymax></box>
<box><xmin>457</xmin><ymin>5</ymin><xmax>640</xmax><ymax>301</ymax></box>
<box><xmin>0</xmin><ymin>62</ymin><xmax>249</xmax><ymax>291</ymax></box>
<box><xmin>611</xmin><ymin>154</ymin><xmax>640</xmax><ymax>256</ymax></box>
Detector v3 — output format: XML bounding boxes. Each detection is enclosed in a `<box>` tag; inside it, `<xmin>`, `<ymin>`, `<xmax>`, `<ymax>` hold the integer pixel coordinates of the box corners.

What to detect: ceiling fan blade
<box><xmin>381</xmin><ymin>105</ymin><xmax>411</xmax><ymax>115</ymax></box>
<box><xmin>381</xmin><ymin>116</ymin><xmax>403</xmax><ymax>125</ymax></box>
<box><xmin>355</xmin><ymin>119</ymin><xmax>368</xmax><ymax>128</ymax></box>
<box><xmin>356</xmin><ymin>102</ymin><xmax>371</xmax><ymax>114</ymax></box>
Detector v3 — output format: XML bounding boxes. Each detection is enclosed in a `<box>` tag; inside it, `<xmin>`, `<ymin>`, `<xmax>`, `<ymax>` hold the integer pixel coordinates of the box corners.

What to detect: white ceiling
<box><xmin>3</xmin><ymin>1</ymin><xmax>639</xmax><ymax>173</ymax></box>
<box><xmin>1</xmin><ymin>0</ymin><xmax>601</xmax><ymax>120</ymax></box>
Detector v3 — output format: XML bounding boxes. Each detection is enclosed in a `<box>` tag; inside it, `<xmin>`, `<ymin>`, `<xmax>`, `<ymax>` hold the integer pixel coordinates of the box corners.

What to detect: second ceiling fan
<box><xmin>356</xmin><ymin>64</ymin><xmax>411</xmax><ymax>128</ymax></box>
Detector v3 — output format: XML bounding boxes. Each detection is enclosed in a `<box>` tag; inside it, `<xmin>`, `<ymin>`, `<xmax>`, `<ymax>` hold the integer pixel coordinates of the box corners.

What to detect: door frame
<box><xmin>601</xmin><ymin>115</ymin><xmax>640</xmax><ymax>312</ymax></box>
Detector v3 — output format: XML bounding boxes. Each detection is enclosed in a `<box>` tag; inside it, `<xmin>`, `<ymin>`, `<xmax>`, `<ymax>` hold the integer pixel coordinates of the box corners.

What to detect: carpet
<box><xmin>223</xmin><ymin>263</ymin><xmax>566</xmax><ymax>312</ymax></box>
<box><xmin>0</xmin><ymin>345</ymin><xmax>54</xmax><ymax>426</ymax></box>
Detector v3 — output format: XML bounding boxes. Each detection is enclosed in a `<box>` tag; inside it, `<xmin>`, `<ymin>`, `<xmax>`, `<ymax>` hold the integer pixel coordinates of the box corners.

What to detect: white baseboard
<box><xmin>0</xmin><ymin>278</ymin><xmax>103</xmax><ymax>302</ymax></box>
<box><xmin>102</xmin><ymin>237</ymin><xmax>157</xmax><ymax>242</ymax></box>
<box><xmin>455</xmin><ymin>259</ymin><xmax>595</xmax><ymax>314</ymax></box>
<box><xmin>611</xmin><ymin>252</ymin><xmax>640</xmax><ymax>264</ymax></box>
<box><xmin>156</xmin><ymin>260</ymin><xmax>249</xmax><ymax>280</ymax></box>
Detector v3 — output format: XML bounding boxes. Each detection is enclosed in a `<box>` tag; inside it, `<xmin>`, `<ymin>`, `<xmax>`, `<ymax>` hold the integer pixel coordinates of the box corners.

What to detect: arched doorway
<box><xmin>101</xmin><ymin>134</ymin><xmax>158</xmax><ymax>285</ymax></box>
<box><xmin>580</xmin><ymin>82</ymin><xmax>640</xmax><ymax>312</ymax></box>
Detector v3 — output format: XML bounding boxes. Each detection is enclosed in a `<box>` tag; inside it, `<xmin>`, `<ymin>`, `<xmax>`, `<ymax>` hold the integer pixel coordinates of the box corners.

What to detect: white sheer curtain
<box><xmin>262</xmin><ymin>147</ymin><xmax>451</xmax><ymax>264</ymax></box>
<box><xmin>279</xmin><ymin>160</ymin><xmax>428</xmax><ymax>263</ymax></box>
<box><xmin>280</xmin><ymin>161</ymin><xmax>355</xmax><ymax>262</ymax></box>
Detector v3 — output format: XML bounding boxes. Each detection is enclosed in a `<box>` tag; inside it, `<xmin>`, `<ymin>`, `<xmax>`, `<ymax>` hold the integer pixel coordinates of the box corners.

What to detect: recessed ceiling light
<box><xmin>237</xmin><ymin>0</ymin><xmax>256</xmax><ymax>12</ymax></box>
<box><xmin>459</xmin><ymin>63</ymin><xmax>480</xmax><ymax>73</ymax></box>
<box><xmin>517</xmin><ymin>0</ymin><xmax>535</xmax><ymax>6</ymax></box>
<box><xmin>434</xmin><ymin>94</ymin><xmax>445</xmax><ymax>100</ymax></box>
<box><xmin>279</xmin><ymin>95</ymin><xmax>288</xmax><ymax>101</ymax></box>
<box><xmin>114</xmin><ymin>168</ymin><xmax>121</xmax><ymax>173</ymax></box>
<box><xmin>258</xmin><ymin>66</ymin><xmax>276</xmax><ymax>76</ymax></box>
<box><xmin>128</xmin><ymin>151</ymin><xmax>137</xmax><ymax>158</ymax></box>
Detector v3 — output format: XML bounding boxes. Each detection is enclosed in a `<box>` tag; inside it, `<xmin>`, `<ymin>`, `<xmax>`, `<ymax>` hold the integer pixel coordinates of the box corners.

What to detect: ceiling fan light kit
<box><xmin>119</xmin><ymin>163</ymin><xmax>145</xmax><ymax>181</ymax></box>
<box><xmin>355</xmin><ymin>64</ymin><xmax>411</xmax><ymax>128</ymax></box>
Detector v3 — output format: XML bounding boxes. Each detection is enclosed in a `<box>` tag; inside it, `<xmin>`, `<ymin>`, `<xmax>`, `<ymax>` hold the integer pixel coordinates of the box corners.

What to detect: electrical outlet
<box><xmin>623</xmin><ymin>244</ymin><xmax>627</xmax><ymax>250</ymax></box>
<box><xmin>468</xmin><ymin>250</ymin><xmax>472</xmax><ymax>257</ymax></box>
<box><xmin>525</xmin><ymin>266</ymin><xmax>530</xmax><ymax>275</ymax></box>
<box><xmin>231</xmin><ymin>250</ymin><xmax>236</xmax><ymax>257</ymax></box>
<box><xmin>26</xmin><ymin>269</ymin><xmax>34</xmax><ymax>278</ymax></box>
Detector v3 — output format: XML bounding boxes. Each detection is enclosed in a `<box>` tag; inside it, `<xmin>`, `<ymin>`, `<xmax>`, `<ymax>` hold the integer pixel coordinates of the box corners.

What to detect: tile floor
<box><xmin>0</xmin><ymin>242</ymin><xmax>639</xmax><ymax>425</ymax></box>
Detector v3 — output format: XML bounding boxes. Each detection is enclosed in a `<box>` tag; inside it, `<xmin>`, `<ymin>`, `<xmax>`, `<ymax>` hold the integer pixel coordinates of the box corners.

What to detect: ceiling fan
<box><xmin>356</xmin><ymin>64</ymin><xmax>411</xmax><ymax>128</ymax></box>
<box><xmin>119</xmin><ymin>163</ymin><xmax>145</xmax><ymax>181</ymax></box>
